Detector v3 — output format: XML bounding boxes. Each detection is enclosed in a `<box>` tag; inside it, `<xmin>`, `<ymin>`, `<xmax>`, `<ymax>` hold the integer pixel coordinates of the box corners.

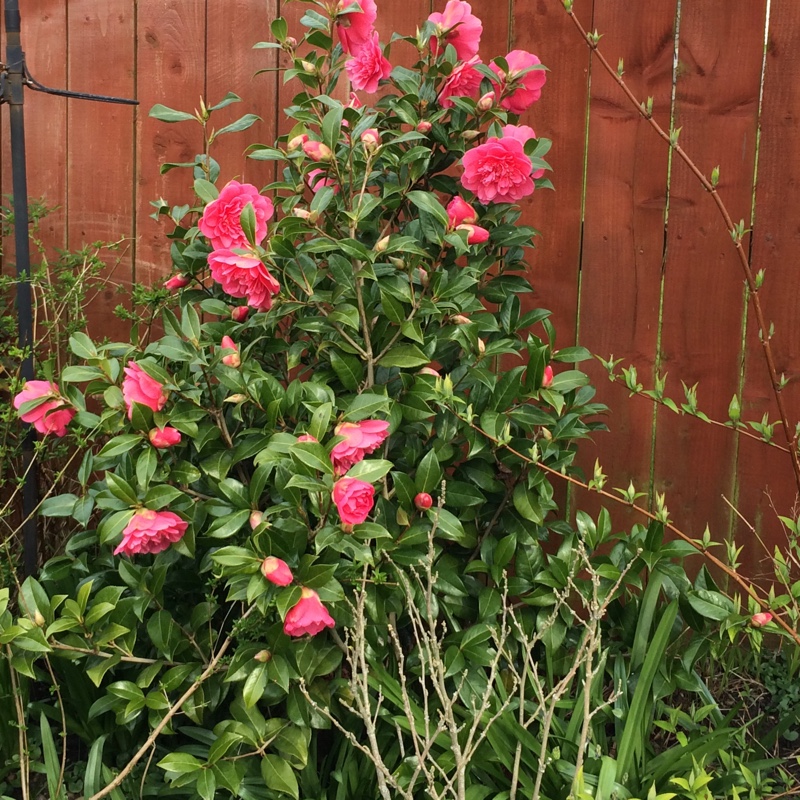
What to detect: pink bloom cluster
<box><xmin>330</xmin><ymin>419</ymin><xmax>390</xmax><ymax>475</ymax></box>
<box><xmin>122</xmin><ymin>362</ymin><xmax>168</xmax><ymax>420</ymax></box>
<box><xmin>199</xmin><ymin>181</ymin><xmax>281</xmax><ymax>312</ymax></box>
<box><xmin>335</xmin><ymin>0</ymin><xmax>392</xmax><ymax>94</ymax></box>
<box><xmin>438</xmin><ymin>55</ymin><xmax>483</xmax><ymax>109</ymax></box>
<box><xmin>460</xmin><ymin>124</ymin><xmax>542</xmax><ymax>205</ymax></box>
<box><xmin>114</xmin><ymin>509</ymin><xmax>188</xmax><ymax>556</ymax></box>
<box><xmin>332</xmin><ymin>477</ymin><xmax>375</xmax><ymax>526</ymax></box>
<box><xmin>13</xmin><ymin>380</ymin><xmax>75</xmax><ymax>437</ymax></box>
<box><xmin>345</xmin><ymin>30</ymin><xmax>392</xmax><ymax>93</ymax></box>
<box><xmin>429</xmin><ymin>0</ymin><xmax>482</xmax><ymax>61</ymax></box>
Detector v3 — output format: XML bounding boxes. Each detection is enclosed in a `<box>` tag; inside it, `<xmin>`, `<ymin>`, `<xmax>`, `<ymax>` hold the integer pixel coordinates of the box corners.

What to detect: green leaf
<box><xmin>330</xmin><ymin>350</ymin><xmax>364</xmax><ymax>392</ymax></box>
<box><xmin>291</xmin><ymin>442</ymin><xmax>334</xmax><ymax>475</ymax></box>
<box><xmin>432</xmin><ymin>508</ymin><xmax>472</xmax><ymax>545</ymax></box>
<box><xmin>194</xmin><ymin>178</ymin><xmax>219</xmax><ymax>205</ymax></box>
<box><xmin>69</xmin><ymin>331</ymin><xmax>98</xmax><ymax>359</ymax></box>
<box><xmin>149</xmin><ymin>103</ymin><xmax>196</xmax><ymax>123</ymax></box>
<box><xmin>240</xmin><ymin>202</ymin><xmax>258</xmax><ymax>247</ymax></box>
<box><xmin>686</xmin><ymin>589</ymin><xmax>736</xmax><ymax>621</ymax></box>
<box><xmin>158</xmin><ymin>752</ymin><xmax>204</xmax><ymax>775</ymax></box>
<box><xmin>39</xmin><ymin>494</ymin><xmax>78</xmax><ymax>517</ymax></box>
<box><xmin>39</xmin><ymin>712</ymin><xmax>61</xmax><ymax>800</ymax></box>
<box><xmin>513</xmin><ymin>484</ymin><xmax>543</xmax><ymax>524</ymax></box>
<box><xmin>415</xmin><ymin>450</ymin><xmax>441</xmax><ymax>495</ymax></box>
<box><xmin>346</xmin><ymin>459</ymin><xmax>392</xmax><ymax>483</ymax></box>
<box><xmin>209</xmin><ymin>91</ymin><xmax>241</xmax><ymax>111</ymax></box>
<box><xmin>261</xmin><ymin>755</ymin><xmax>299</xmax><ymax>799</ymax></box>
<box><xmin>243</xmin><ymin>663</ymin><xmax>268</xmax><ymax>708</ymax></box>
<box><xmin>215</xmin><ymin>114</ymin><xmax>260</xmax><ymax>137</ymax></box>
<box><xmin>343</xmin><ymin>393</ymin><xmax>390</xmax><ymax>421</ymax></box>
<box><xmin>106</xmin><ymin>472</ymin><xmax>139</xmax><ymax>506</ymax></box>
<box><xmin>307</xmin><ymin>403</ymin><xmax>333</xmax><ymax>443</ymax></box>
<box><xmin>97</xmin><ymin>434</ymin><xmax>142</xmax><ymax>460</ymax></box>
<box><xmin>406</xmin><ymin>190</ymin><xmax>449</xmax><ymax>228</ymax></box>
<box><xmin>379</xmin><ymin>344</ymin><xmax>430</xmax><ymax>369</ymax></box>
<box><xmin>206</xmin><ymin>509</ymin><xmax>250</xmax><ymax>539</ymax></box>
<box><xmin>84</xmin><ymin>736</ymin><xmax>107</xmax><ymax>797</ymax></box>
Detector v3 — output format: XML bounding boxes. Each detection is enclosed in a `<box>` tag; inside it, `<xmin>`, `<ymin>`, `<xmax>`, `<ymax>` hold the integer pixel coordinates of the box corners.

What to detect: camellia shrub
<box><xmin>0</xmin><ymin>1</ymin><xmax>673</xmax><ymax>798</ymax></box>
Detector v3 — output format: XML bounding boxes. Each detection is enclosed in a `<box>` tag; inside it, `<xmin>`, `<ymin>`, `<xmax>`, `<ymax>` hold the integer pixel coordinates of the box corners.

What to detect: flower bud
<box><xmin>220</xmin><ymin>335</ymin><xmax>241</xmax><ymax>368</ymax></box>
<box><xmin>418</xmin><ymin>366</ymin><xmax>440</xmax><ymax>377</ymax></box>
<box><xmin>254</xmin><ymin>649</ymin><xmax>272</xmax><ymax>663</ymax></box>
<box><xmin>750</xmin><ymin>611</ymin><xmax>773</xmax><ymax>628</ymax></box>
<box><xmin>287</xmin><ymin>133</ymin><xmax>309</xmax><ymax>151</ymax></box>
<box><xmin>389</xmin><ymin>257</ymin><xmax>405</xmax><ymax>269</ymax></box>
<box><xmin>249</xmin><ymin>510</ymin><xmax>263</xmax><ymax>529</ymax></box>
<box><xmin>302</xmin><ymin>140</ymin><xmax>332</xmax><ymax>162</ymax></box>
<box><xmin>148</xmin><ymin>426</ymin><xmax>182</xmax><ymax>449</ymax></box>
<box><xmin>360</xmin><ymin>128</ymin><xmax>381</xmax><ymax>151</ymax></box>
<box><xmin>477</xmin><ymin>91</ymin><xmax>496</xmax><ymax>112</ymax></box>
<box><xmin>451</xmin><ymin>314</ymin><xmax>470</xmax><ymax>325</ymax></box>
<box><xmin>300</xmin><ymin>60</ymin><xmax>317</xmax><ymax>74</ymax></box>
<box><xmin>224</xmin><ymin>393</ymin><xmax>248</xmax><ymax>404</ymax></box>
<box><xmin>456</xmin><ymin>223</ymin><xmax>490</xmax><ymax>244</ymax></box>
<box><xmin>261</xmin><ymin>556</ymin><xmax>294</xmax><ymax>586</ymax></box>
<box><xmin>374</xmin><ymin>235</ymin><xmax>391</xmax><ymax>253</ymax></box>
<box><xmin>542</xmin><ymin>365</ymin><xmax>554</xmax><ymax>388</ymax></box>
<box><xmin>416</xmin><ymin>120</ymin><xmax>432</xmax><ymax>134</ymax></box>
<box><xmin>414</xmin><ymin>492</ymin><xmax>433</xmax><ymax>510</ymax></box>
<box><xmin>285</xmin><ymin>36</ymin><xmax>297</xmax><ymax>48</ymax></box>
<box><xmin>293</xmin><ymin>207</ymin><xmax>313</xmax><ymax>220</ymax></box>
<box><xmin>34</xmin><ymin>610</ymin><xmax>46</xmax><ymax>627</ymax></box>
<box><xmin>462</xmin><ymin>129</ymin><xmax>481</xmax><ymax>142</ymax></box>
<box><xmin>296</xmin><ymin>433</ymin><xmax>318</xmax><ymax>443</ymax></box>
<box><xmin>417</xmin><ymin>268</ymin><xmax>429</xmax><ymax>287</ymax></box>
<box><xmin>231</xmin><ymin>306</ymin><xmax>250</xmax><ymax>322</ymax></box>
<box><xmin>477</xmin><ymin>338</ymin><xmax>486</xmax><ymax>355</ymax></box>
<box><xmin>164</xmin><ymin>274</ymin><xmax>190</xmax><ymax>291</ymax></box>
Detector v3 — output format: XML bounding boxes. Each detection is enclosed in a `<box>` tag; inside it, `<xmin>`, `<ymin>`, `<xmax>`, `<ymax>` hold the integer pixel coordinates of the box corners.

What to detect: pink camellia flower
<box><xmin>330</xmin><ymin>419</ymin><xmax>390</xmax><ymax>475</ymax></box>
<box><xmin>220</xmin><ymin>335</ymin><xmax>241</xmax><ymax>368</ymax></box>
<box><xmin>542</xmin><ymin>365</ymin><xmax>554</xmax><ymax>388</ymax></box>
<box><xmin>460</xmin><ymin>135</ymin><xmax>535</xmax><ymax>204</ymax></box>
<box><xmin>122</xmin><ymin>362</ymin><xmax>168</xmax><ymax>420</ymax></box>
<box><xmin>296</xmin><ymin>433</ymin><xmax>318</xmax><ymax>443</ymax></box>
<box><xmin>284</xmin><ymin>587</ymin><xmax>335</xmax><ymax>637</ymax></box>
<box><xmin>750</xmin><ymin>611</ymin><xmax>773</xmax><ymax>628</ymax></box>
<box><xmin>208</xmin><ymin>250</ymin><xmax>280</xmax><ymax>311</ymax></box>
<box><xmin>332</xmin><ymin>477</ymin><xmax>375</xmax><ymax>525</ymax></box>
<box><xmin>428</xmin><ymin>0</ymin><xmax>482</xmax><ymax>61</ymax></box>
<box><xmin>345</xmin><ymin>31</ymin><xmax>392</xmax><ymax>94</ymax></box>
<box><xmin>335</xmin><ymin>0</ymin><xmax>377</xmax><ymax>55</ymax></box>
<box><xmin>302</xmin><ymin>140</ymin><xmax>333</xmax><ymax>162</ymax></box>
<box><xmin>447</xmin><ymin>196</ymin><xmax>477</xmax><ymax>227</ymax></box>
<box><xmin>307</xmin><ymin>168</ymin><xmax>340</xmax><ymax>195</ymax></box>
<box><xmin>490</xmin><ymin>50</ymin><xmax>547</xmax><ymax>115</ymax></box>
<box><xmin>438</xmin><ymin>55</ymin><xmax>483</xmax><ymax>109</ymax></box>
<box><xmin>198</xmin><ymin>180</ymin><xmax>274</xmax><ymax>251</ymax></box>
<box><xmin>456</xmin><ymin>223</ymin><xmax>490</xmax><ymax>244</ymax></box>
<box><xmin>261</xmin><ymin>556</ymin><xmax>293</xmax><ymax>587</ymax></box>
<box><xmin>231</xmin><ymin>305</ymin><xmax>250</xmax><ymax>322</ymax></box>
<box><xmin>148</xmin><ymin>426</ymin><xmax>182</xmax><ymax>448</ymax></box>
<box><xmin>164</xmin><ymin>274</ymin><xmax>190</xmax><ymax>291</ymax></box>
<box><xmin>287</xmin><ymin>133</ymin><xmax>309</xmax><ymax>151</ymax></box>
<box><xmin>416</xmin><ymin>120</ymin><xmax>432</xmax><ymax>134</ymax></box>
<box><xmin>501</xmin><ymin>124</ymin><xmax>546</xmax><ymax>179</ymax></box>
<box><xmin>113</xmin><ymin>508</ymin><xmax>188</xmax><ymax>556</ymax></box>
<box><xmin>13</xmin><ymin>380</ymin><xmax>75</xmax><ymax>437</ymax></box>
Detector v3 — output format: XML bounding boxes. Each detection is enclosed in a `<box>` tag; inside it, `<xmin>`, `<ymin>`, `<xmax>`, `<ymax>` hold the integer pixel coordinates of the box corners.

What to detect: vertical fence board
<box><xmin>515</xmin><ymin>0</ymin><xmax>591</xmax><ymax>347</ymax></box>
<box><xmin>206</xmin><ymin>1</ymin><xmax>279</xmax><ymax>192</ymax></box>
<box><xmin>576</xmin><ymin>0</ymin><xmax>676</xmax><ymax>522</ymax></box>
<box><xmin>1</xmin><ymin>1</ymin><xmax>68</xmax><ymax>265</ymax></box>
<box><xmin>738</xmin><ymin>4</ymin><xmax>800</xmax><ymax>578</ymax></box>
<box><xmin>66</xmin><ymin>1</ymin><xmax>136</xmax><ymax>341</ymax></box>
<box><xmin>470</xmin><ymin>0</ymin><xmax>509</xmax><ymax>61</ymax></box>
<box><xmin>653</xmin><ymin>0</ymin><xmax>766</xmax><ymax>544</ymax></box>
<box><xmin>135</xmin><ymin>1</ymin><xmax>206</xmax><ymax>288</ymax></box>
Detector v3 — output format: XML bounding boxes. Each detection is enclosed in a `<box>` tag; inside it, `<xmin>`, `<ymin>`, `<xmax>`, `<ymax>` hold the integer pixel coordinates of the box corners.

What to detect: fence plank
<box><xmin>653</xmin><ymin>0</ymin><xmax>766</xmax><ymax>545</ymax></box>
<box><xmin>66</xmin><ymin>0</ymin><xmax>136</xmax><ymax>342</ymax></box>
<box><xmin>206</xmin><ymin>0</ymin><xmax>279</xmax><ymax>192</ymax></box>
<box><xmin>135</xmin><ymin>1</ymin><xmax>206</xmax><ymax>289</ymax></box>
<box><xmin>738</xmin><ymin>3</ymin><xmax>800</xmax><ymax>579</ymax></box>
<box><xmin>576</xmin><ymin>0</ymin><xmax>677</xmax><ymax>522</ymax></box>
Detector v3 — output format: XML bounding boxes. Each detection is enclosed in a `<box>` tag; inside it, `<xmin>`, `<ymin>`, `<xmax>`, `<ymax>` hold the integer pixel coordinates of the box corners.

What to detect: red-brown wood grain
<box><xmin>653</xmin><ymin>0</ymin><xmax>766</xmax><ymax>546</ymax></box>
<box><xmin>66</xmin><ymin>0</ymin><xmax>137</xmax><ymax>342</ymax></box>
<box><xmin>135</xmin><ymin>1</ymin><xmax>206</xmax><ymax>290</ymax></box>
<box><xmin>575</xmin><ymin>0</ymin><xmax>677</xmax><ymax>525</ymax></box>
<box><xmin>737</xmin><ymin>2</ymin><xmax>800</xmax><ymax>580</ymax></box>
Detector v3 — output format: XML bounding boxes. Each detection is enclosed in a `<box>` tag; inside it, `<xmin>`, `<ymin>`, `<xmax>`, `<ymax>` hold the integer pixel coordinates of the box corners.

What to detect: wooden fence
<box><xmin>2</xmin><ymin>0</ymin><xmax>798</xmax><ymax>578</ymax></box>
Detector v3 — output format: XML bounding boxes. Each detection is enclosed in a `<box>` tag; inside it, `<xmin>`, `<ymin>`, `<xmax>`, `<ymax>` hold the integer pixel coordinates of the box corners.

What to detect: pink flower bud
<box><xmin>456</xmin><ymin>223</ymin><xmax>490</xmax><ymax>244</ymax></box>
<box><xmin>296</xmin><ymin>433</ymin><xmax>318</xmax><ymax>443</ymax></box>
<box><xmin>416</xmin><ymin>120</ymin><xmax>432</xmax><ymax>133</ymax></box>
<box><xmin>231</xmin><ymin>306</ymin><xmax>250</xmax><ymax>322</ymax></box>
<box><xmin>148</xmin><ymin>426</ymin><xmax>182</xmax><ymax>449</ymax></box>
<box><xmin>477</xmin><ymin>91</ymin><xmax>496</xmax><ymax>112</ymax></box>
<box><xmin>348</xmin><ymin>91</ymin><xmax>363</xmax><ymax>109</ymax></box>
<box><xmin>287</xmin><ymin>133</ymin><xmax>309</xmax><ymax>151</ymax></box>
<box><xmin>164</xmin><ymin>274</ymin><xmax>190</xmax><ymax>291</ymax></box>
<box><xmin>292</xmin><ymin>207</ymin><xmax>318</xmax><ymax>222</ymax></box>
<box><xmin>418</xmin><ymin>366</ymin><xmax>440</xmax><ymax>377</ymax></box>
<box><xmin>261</xmin><ymin>556</ymin><xmax>294</xmax><ymax>586</ymax></box>
<box><xmin>750</xmin><ymin>612</ymin><xmax>773</xmax><ymax>628</ymax></box>
<box><xmin>361</xmin><ymin>128</ymin><xmax>381</xmax><ymax>151</ymax></box>
<box><xmin>446</xmin><ymin>196</ymin><xmax>477</xmax><ymax>227</ymax></box>
<box><xmin>220</xmin><ymin>335</ymin><xmax>241</xmax><ymax>368</ymax></box>
<box><xmin>451</xmin><ymin>314</ymin><xmax>471</xmax><ymax>325</ymax></box>
<box><xmin>302</xmin><ymin>140</ymin><xmax>333</xmax><ymax>162</ymax></box>
<box><xmin>414</xmin><ymin>492</ymin><xmax>433</xmax><ymax>510</ymax></box>
<box><xmin>285</xmin><ymin>36</ymin><xmax>297</xmax><ymax>48</ymax></box>
<box><xmin>542</xmin><ymin>365</ymin><xmax>554</xmax><ymax>388</ymax></box>
<box><xmin>417</xmin><ymin>268</ymin><xmax>429</xmax><ymax>287</ymax></box>
<box><xmin>249</xmin><ymin>510</ymin><xmax>263</xmax><ymax>529</ymax></box>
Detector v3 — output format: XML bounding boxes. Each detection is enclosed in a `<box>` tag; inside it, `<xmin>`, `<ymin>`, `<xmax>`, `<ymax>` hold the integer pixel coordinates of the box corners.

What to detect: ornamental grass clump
<box><xmin>2</xmin><ymin>2</ymin><xmax>622</xmax><ymax>798</ymax></box>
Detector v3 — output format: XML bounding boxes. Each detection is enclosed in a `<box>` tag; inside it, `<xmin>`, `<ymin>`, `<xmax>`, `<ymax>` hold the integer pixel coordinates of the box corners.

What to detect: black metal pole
<box><xmin>4</xmin><ymin>0</ymin><xmax>39</xmax><ymax>577</ymax></box>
